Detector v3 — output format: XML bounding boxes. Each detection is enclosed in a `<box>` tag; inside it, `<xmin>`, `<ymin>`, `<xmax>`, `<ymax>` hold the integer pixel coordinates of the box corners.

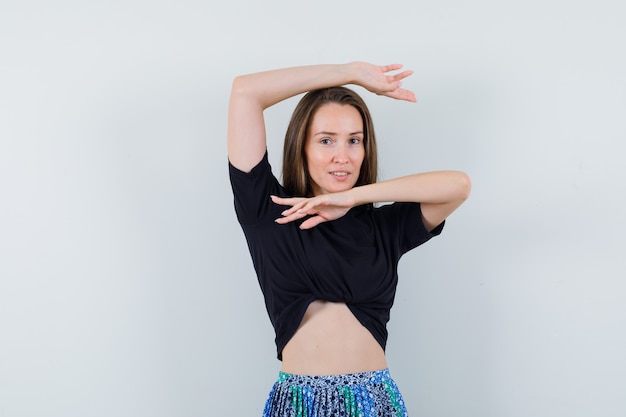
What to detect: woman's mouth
<box><xmin>329</xmin><ymin>171</ymin><xmax>351</xmax><ymax>181</ymax></box>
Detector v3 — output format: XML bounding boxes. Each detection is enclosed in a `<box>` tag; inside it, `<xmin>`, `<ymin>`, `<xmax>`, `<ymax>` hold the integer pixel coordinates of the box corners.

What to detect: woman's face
<box><xmin>305</xmin><ymin>103</ymin><xmax>365</xmax><ymax>196</ymax></box>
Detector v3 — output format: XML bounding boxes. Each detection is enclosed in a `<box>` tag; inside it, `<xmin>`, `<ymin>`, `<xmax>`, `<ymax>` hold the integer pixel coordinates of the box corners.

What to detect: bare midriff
<box><xmin>280</xmin><ymin>300</ymin><xmax>388</xmax><ymax>376</ymax></box>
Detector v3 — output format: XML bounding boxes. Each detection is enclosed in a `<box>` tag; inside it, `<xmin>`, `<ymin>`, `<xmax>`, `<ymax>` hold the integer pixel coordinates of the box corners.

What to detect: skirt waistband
<box><xmin>277</xmin><ymin>368</ymin><xmax>393</xmax><ymax>387</ymax></box>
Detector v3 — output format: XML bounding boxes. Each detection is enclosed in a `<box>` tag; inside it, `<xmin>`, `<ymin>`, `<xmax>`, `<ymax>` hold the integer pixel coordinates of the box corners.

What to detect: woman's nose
<box><xmin>333</xmin><ymin>144</ymin><xmax>349</xmax><ymax>163</ymax></box>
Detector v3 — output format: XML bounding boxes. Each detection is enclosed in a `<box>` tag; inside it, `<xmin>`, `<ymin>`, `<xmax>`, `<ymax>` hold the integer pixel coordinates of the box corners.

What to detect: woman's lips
<box><xmin>329</xmin><ymin>171</ymin><xmax>350</xmax><ymax>180</ymax></box>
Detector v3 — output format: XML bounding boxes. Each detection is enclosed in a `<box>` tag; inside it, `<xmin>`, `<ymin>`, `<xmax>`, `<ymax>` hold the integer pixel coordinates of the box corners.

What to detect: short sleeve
<box><xmin>374</xmin><ymin>202</ymin><xmax>444</xmax><ymax>255</ymax></box>
<box><xmin>228</xmin><ymin>152</ymin><xmax>284</xmax><ymax>225</ymax></box>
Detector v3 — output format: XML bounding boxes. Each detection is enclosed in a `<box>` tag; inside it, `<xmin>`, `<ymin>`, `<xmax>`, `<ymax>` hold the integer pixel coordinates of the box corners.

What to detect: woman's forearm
<box><xmin>351</xmin><ymin>171</ymin><xmax>471</xmax><ymax>205</ymax></box>
<box><xmin>230</xmin><ymin>64</ymin><xmax>355</xmax><ymax>110</ymax></box>
<box><xmin>350</xmin><ymin>171</ymin><xmax>471</xmax><ymax>230</ymax></box>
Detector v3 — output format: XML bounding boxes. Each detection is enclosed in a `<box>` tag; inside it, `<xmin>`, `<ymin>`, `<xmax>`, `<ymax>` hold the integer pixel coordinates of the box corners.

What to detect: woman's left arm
<box><xmin>358</xmin><ymin>171</ymin><xmax>471</xmax><ymax>231</ymax></box>
<box><xmin>273</xmin><ymin>171</ymin><xmax>471</xmax><ymax>230</ymax></box>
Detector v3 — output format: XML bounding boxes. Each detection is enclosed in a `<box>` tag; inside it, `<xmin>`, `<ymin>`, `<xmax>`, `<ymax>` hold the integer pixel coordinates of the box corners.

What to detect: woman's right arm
<box><xmin>227</xmin><ymin>62</ymin><xmax>415</xmax><ymax>172</ymax></box>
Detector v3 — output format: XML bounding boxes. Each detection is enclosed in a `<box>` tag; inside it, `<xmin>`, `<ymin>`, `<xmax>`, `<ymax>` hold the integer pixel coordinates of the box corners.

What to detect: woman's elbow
<box><xmin>231</xmin><ymin>75</ymin><xmax>248</xmax><ymax>96</ymax></box>
<box><xmin>454</xmin><ymin>171</ymin><xmax>472</xmax><ymax>202</ymax></box>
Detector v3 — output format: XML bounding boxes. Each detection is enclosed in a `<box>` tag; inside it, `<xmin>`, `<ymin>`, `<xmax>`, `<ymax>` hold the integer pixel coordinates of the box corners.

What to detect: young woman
<box><xmin>228</xmin><ymin>61</ymin><xmax>471</xmax><ymax>417</ymax></box>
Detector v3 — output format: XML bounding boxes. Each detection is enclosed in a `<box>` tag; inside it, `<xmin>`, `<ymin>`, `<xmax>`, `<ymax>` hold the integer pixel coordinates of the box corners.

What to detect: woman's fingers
<box><xmin>272</xmin><ymin>195</ymin><xmax>313</xmax><ymax>224</ymax></box>
<box><xmin>299</xmin><ymin>215</ymin><xmax>327</xmax><ymax>230</ymax></box>
<box><xmin>377</xmin><ymin>66</ymin><xmax>416</xmax><ymax>101</ymax></box>
<box><xmin>385</xmin><ymin>88</ymin><xmax>417</xmax><ymax>102</ymax></box>
<box><xmin>379</xmin><ymin>63</ymin><xmax>404</xmax><ymax>73</ymax></box>
<box><xmin>387</xmin><ymin>69</ymin><xmax>413</xmax><ymax>82</ymax></box>
<box><xmin>271</xmin><ymin>195</ymin><xmax>305</xmax><ymax>208</ymax></box>
<box><xmin>273</xmin><ymin>199</ymin><xmax>330</xmax><ymax>226</ymax></box>
<box><xmin>274</xmin><ymin>210</ymin><xmax>308</xmax><ymax>224</ymax></box>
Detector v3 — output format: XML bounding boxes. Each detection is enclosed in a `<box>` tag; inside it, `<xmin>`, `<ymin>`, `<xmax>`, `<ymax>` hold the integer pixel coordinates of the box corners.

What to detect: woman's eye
<box><xmin>350</xmin><ymin>138</ymin><xmax>361</xmax><ymax>144</ymax></box>
<box><xmin>320</xmin><ymin>138</ymin><xmax>331</xmax><ymax>144</ymax></box>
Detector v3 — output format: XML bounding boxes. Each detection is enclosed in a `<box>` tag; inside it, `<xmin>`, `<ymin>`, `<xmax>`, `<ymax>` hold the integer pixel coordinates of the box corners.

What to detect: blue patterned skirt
<box><xmin>262</xmin><ymin>369</ymin><xmax>408</xmax><ymax>417</ymax></box>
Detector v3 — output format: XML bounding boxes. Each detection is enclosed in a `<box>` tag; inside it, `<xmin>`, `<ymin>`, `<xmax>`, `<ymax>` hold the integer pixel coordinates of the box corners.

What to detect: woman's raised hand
<box><xmin>350</xmin><ymin>62</ymin><xmax>416</xmax><ymax>102</ymax></box>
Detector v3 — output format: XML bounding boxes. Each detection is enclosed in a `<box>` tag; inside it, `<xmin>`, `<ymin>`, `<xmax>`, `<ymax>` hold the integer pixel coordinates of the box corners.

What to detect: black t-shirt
<box><xmin>229</xmin><ymin>152</ymin><xmax>444</xmax><ymax>359</ymax></box>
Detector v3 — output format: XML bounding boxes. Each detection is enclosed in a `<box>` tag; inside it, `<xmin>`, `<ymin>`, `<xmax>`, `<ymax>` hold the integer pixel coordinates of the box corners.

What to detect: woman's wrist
<box><xmin>347</xmin><ymin>183</ymin><xmax>371</xmax><ymax>207</ymax></box>
<box><xmin>340</xmin><ymin>61</ymin><xmax>358</xmax><ymax>85</ymax></box>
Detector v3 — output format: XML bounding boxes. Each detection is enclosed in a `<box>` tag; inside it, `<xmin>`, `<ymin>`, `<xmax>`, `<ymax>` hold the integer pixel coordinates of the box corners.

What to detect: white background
<box><xmin>1</xmin><ymin>1</ymin><xmax>624</xmax><ymax>416</ymax></box>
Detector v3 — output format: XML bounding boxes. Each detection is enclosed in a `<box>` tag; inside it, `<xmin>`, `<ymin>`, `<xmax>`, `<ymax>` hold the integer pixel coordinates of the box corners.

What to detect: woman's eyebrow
<box><xmin>312</xmin><ymin>131</ymin><xmax>364</xmax><ymax>136</ymax></box>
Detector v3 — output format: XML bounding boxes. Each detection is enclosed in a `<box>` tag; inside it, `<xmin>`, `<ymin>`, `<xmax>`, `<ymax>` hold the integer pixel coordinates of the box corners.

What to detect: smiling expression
<box><xmin>305</xmin><ymin>103</ymin><xmax>365</xmax><ymax>196</ymax></box>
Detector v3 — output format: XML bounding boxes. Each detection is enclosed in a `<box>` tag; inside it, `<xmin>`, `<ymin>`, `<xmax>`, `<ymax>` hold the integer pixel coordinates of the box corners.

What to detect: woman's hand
<box><xmin>350</xmin><ymin>62</ymin><xmax>416</xmax><ymax>102</ymax></box>
<box><xmin>271</xmin><ymin>192</ymin><xmax>357</xmax><ymax>230</ymax></box>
